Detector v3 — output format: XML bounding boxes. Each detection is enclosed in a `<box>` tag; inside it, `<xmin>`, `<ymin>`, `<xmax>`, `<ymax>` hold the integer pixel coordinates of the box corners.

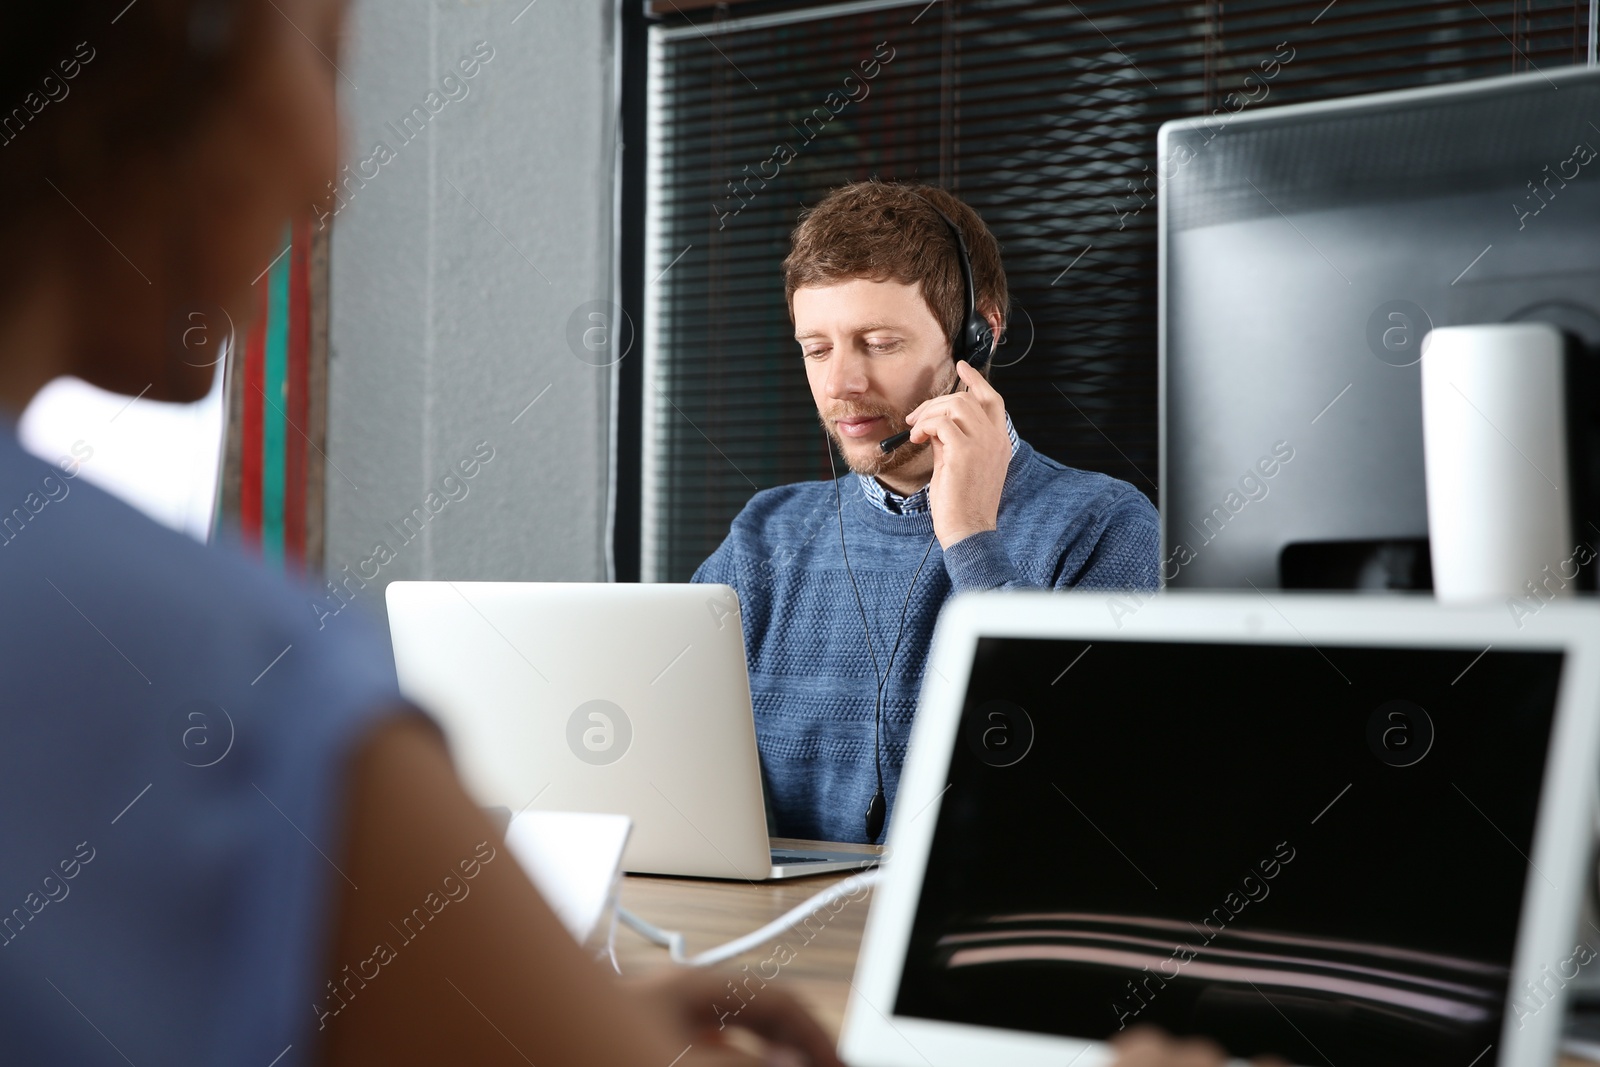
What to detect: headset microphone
<box><xmin>877</xmin><ymin>206</ymin><xmax>996</xmax><ymax>455</ymax></box>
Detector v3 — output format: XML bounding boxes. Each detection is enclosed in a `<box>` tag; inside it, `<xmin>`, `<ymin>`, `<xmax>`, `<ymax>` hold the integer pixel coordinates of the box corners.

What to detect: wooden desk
<box><xmin>613</xmin><ymin>838</ymin><xmax>878</xmax><ymax>1036</ymax></box>
<box><xmin>613</xmin><ymin>839</ymin><xmax>1595</xmax><ymax>1065</ymax></box>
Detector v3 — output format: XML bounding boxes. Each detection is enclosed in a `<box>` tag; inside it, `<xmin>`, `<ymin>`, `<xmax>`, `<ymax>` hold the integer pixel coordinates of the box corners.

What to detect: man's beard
<box><xmin>819</xmin><ymin>368</ymin><xmax>956</xmax><ymax>478</ymax></box>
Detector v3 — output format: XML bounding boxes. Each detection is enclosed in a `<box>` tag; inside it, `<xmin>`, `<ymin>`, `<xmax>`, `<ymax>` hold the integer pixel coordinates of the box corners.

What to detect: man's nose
<box><xmin>824</xmin><ymin>347</ymin><xmax>868</xmax><ymax>398</ymax></box>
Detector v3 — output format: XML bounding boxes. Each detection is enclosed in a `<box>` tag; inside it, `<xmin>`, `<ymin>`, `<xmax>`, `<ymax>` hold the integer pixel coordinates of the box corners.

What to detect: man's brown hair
<box><xmin>783</xmin><ymin>181</ymin><xmax>1008</xmax><ymax>357</ymax></box>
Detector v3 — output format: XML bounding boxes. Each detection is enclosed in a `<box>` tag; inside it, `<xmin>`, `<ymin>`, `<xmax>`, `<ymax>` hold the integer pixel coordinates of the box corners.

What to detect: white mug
<box><xmin>1419</xmin><ymin>322</ymin><xmax>1572</xmax><ymax>604</ymax></box>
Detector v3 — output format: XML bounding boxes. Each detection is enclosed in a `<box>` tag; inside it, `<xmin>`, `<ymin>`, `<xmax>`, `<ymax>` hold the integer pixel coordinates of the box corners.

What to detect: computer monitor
<box><xmin>1160</xmin><ymin>66</ymin><xmax>1600</xmax><ymax>590</ymax></box>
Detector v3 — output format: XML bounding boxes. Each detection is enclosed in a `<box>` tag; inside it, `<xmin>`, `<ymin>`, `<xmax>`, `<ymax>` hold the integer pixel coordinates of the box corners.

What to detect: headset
<box><xmin>824</xmin><ymin>195</ymin><xmax>1000</xmax><ymax>842</ymax></box>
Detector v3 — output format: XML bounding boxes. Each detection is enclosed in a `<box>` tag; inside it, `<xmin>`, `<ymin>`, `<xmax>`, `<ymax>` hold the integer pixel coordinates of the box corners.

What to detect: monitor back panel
<box><xmin>1161</xmin><ymin>67</ymin><xmax>1600</xmax><ymax>589</ymax></box>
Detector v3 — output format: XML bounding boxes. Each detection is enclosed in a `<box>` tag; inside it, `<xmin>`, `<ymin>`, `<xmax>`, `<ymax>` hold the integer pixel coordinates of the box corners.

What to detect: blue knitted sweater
<box><xmin>692</xmin><ymin>436</ymin><xmax>1160</xmax><ymax>844</ymax></box>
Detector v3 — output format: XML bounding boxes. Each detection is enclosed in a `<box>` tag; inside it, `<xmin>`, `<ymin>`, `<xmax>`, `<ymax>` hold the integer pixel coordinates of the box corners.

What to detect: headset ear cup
<box><xmin>970</xmin><ymin>319</ymin><xmax>995</xmax><ymax>367</ymax></box>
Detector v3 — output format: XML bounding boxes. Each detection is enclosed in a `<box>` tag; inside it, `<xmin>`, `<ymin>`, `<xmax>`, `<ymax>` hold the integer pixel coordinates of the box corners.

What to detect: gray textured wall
<box><xmin>326</xmin><ymin>0</ymin><xmax>617</xmax><ymax>618</ymax></box>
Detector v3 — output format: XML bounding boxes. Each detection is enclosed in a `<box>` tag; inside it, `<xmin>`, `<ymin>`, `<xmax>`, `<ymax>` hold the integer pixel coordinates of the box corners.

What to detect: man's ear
<box><xmin>981</xmin><ymin>306</ymin><xmax>1005</xmax><ymax>370</ymax></box>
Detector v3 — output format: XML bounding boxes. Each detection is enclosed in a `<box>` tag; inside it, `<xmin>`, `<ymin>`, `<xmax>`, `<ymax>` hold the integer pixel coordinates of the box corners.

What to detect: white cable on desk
<box><xmin>616</xmin><ymin>868</ymin><xmax>883</xmax><ymax>968</ymax></box>
<box><xmin>602</xmin><ymin>889</ymin><xmax>623</xmax><ymax>975</ymax></box>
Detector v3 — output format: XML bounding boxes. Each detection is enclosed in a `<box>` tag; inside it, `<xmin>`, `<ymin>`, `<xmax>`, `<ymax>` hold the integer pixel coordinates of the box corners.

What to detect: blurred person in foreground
<box><xmin>0</xmin><ymin>4</ymin><xmax>1261</xmax><ymax>1067</ymax></box>
<box><xmin>0</xmin><ymin>2</ymin><xmax>839</xmax><ymax>1065</ymax></box>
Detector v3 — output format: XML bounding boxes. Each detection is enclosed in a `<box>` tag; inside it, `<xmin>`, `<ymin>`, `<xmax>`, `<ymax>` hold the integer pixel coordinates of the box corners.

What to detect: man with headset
<box><xmin>693</xmin><ymin>181</ymin><xmax>1159</xmax><ymax>844</ymax></box>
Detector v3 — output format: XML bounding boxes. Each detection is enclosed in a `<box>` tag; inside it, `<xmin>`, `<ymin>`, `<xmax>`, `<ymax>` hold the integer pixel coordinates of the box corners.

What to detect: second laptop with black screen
<box><xmin>843</xmin><ymin>592</ymin><xmax>1600</xmax><ymax>1067</ymax></box>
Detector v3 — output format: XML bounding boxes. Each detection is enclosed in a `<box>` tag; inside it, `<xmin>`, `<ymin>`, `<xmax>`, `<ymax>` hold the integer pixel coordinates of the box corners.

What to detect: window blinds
<box><xmin>641</xmin><ymin>0</ymin><xmax>1589</xmax><ymax>582</ymax></box>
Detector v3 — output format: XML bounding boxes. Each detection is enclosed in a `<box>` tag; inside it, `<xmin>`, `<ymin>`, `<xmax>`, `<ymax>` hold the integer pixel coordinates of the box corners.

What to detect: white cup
<box><xmin>1419</xmin><ymin>322</ymin><xmax>1572</xmax><ymax>604</ymax></box>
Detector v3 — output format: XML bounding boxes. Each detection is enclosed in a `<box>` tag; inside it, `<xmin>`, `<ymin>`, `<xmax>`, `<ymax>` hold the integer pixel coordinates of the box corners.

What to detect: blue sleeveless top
<box><xmin>0</xmin><ymin>426</ymin><xmax>404</xmax><ymax>1066</ymax></box>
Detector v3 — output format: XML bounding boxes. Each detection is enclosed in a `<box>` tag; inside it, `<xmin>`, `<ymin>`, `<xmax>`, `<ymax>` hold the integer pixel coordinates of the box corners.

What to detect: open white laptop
<box><xmin>385</xmin><ymin>581</ymin><xmax>876</xmax><ymax>881</ymax></box>
<box><xmin>843</xmin><ymin>591</ymin><xmax>1600</xmax><ymax>1067</ymax></box>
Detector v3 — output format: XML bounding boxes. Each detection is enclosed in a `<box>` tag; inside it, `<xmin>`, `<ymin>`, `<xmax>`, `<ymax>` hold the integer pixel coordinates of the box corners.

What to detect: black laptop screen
<box><xmin>893</xmin><ymin>637</ymin><xmax>1565</xmax><ymax>1066</ymax></box>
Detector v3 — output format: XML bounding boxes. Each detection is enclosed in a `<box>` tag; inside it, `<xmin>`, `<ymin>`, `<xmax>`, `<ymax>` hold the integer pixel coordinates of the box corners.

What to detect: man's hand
<box><xmin>1109</xmin><ymin>1027</ymin><xmax>1289</xmax><ymax>1067</ymax></box>
<box><xmin>906</xmin><ymin>359</ymin><xmax>1011</xmax><ymax>550</ymax></box>
<box><xmin>624</xmin><ymin>968</ymin><xmax>845</xmax><ymax>1067</ymax></box>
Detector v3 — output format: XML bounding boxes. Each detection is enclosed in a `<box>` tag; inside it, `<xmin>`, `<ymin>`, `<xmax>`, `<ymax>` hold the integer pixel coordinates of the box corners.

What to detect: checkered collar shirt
<box><xmin>856</xmin><ymin>413</ymin><xmax>1020</xmax><ymax>515</ymax></box>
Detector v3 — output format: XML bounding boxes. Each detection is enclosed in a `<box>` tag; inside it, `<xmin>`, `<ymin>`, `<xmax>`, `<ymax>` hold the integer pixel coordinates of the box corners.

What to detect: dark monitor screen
<box><xmin>893</xmin><ymin>636</ymin><xmax>1564</xmax><ymax>1066</ymax></box>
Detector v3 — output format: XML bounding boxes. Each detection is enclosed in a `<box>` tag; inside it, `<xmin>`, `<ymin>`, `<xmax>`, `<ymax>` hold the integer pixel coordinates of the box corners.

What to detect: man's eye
<box><xmin>802</xmin><ymin>347</ymin><xmax>828</xmax><ymax>360</ymax></box>
<box><xmin>867</xmin><ymin>341</ymin><xmax>899</xmax><ymax>353</ymax></box>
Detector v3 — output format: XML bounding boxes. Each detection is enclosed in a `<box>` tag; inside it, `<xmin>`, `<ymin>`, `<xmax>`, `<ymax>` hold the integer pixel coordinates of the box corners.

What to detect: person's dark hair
<box><xmin>0</xmin><ymin>1</ymin><xmax>254</xmax><ymax>234</ymax></box>
<box><xmin>782</xmin><ymin>181</ymin><xmax>1008</xmax><ymax>354</ymax></box>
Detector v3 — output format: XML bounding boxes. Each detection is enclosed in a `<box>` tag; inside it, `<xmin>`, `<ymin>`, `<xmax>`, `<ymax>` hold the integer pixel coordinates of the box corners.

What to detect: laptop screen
<box><xmin>894</xmin><ymin>637</ymin><xmax>1564</xmax><ymax>1066</ymax></box>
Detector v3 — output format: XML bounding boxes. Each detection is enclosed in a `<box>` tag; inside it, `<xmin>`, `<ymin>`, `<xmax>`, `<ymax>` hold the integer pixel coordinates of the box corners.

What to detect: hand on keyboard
<box><xmin>624</xmin><ymin>967</ymin><xmax>844</xmax><ymax>1067</ymax></box>
<box><xmin>1109</xmin><ymin>1026</ymin><xmax>1289</xmax><ymax>1067</ymax></box>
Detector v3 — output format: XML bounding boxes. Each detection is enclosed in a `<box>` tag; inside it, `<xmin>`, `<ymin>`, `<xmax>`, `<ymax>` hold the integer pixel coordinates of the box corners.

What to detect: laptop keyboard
<box><xmin>770</xmin><ymin>852</ymin><xmax>828</xmax><ymax>865</ymax></box>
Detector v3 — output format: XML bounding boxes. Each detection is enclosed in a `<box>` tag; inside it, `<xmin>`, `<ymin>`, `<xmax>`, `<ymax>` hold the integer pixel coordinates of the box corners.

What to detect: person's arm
<box><xmin>1108</xmin><ymin>1027</ymin><xmax>1288</xmax><ymax>1067</ymax></box>
<box><xmin>319</xmin><ymin>713</ymin><xmax>840</xmax><ymax>1067</ymax></box>
<box><xmin>940</xmin><ymin>527</ymin><xmax>1034</xmax><ymax>590</ymax></box>
<box><xmin>1063</xmin><ymin>507</ymin><xmax>1160</xmax><ymax>591</ymax></box>
<box><xmin>1108</xmin><ymin>1028</ymin><xmax>1231</xmax><ymax>1067</ymax></box>
<box><xmin>942</xmin><ymin>493</ymin><xmax>1160</xmax><ymax>594</ymax></box>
